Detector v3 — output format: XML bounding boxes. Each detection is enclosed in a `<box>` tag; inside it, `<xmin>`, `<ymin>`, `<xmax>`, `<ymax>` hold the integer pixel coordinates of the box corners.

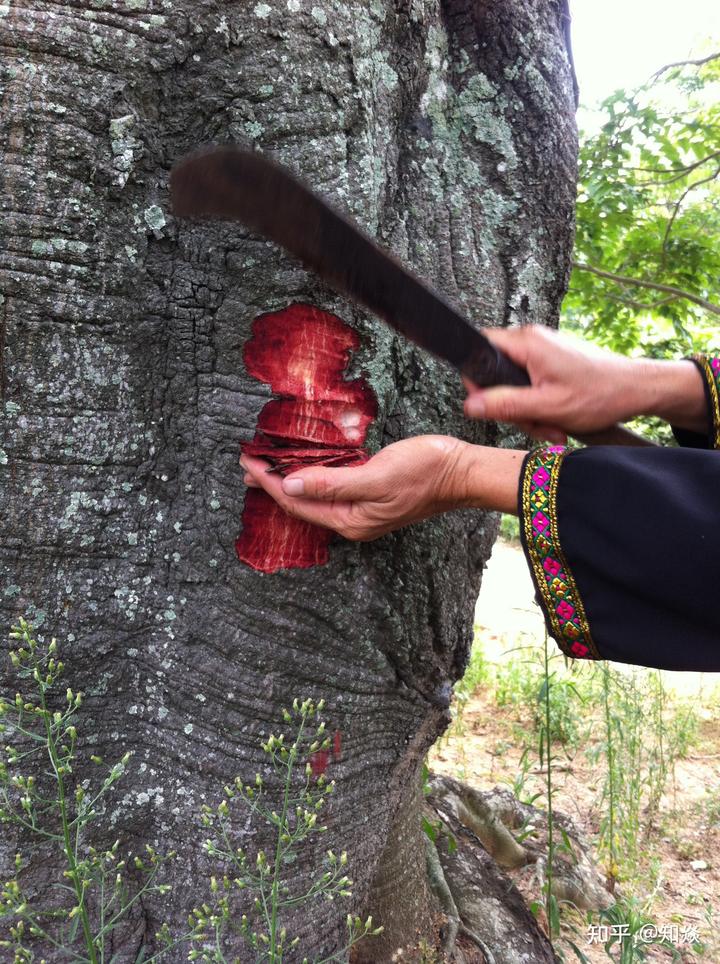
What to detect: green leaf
<box><xmin>565</xmin><ymin>938</ymin><xmax>592</xmax><ymax>964</ymax></box>
<box><xmin>548</xmin><ymin>893</ymin><xmax>561</xmax><ymax>936</ymax></box>
<box><xmin>421</xmin><ymin>816</ymin><xmax>438</xmax><ymax>844</ymax></box>
<box><xmin>68</xmin><ymin>910</ymin><xmax>81</xmax><ymax>943</ymax></box>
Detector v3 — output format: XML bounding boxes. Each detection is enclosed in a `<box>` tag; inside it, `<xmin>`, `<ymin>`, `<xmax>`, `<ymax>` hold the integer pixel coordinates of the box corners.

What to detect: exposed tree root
<box><xmin>421</xmin><ymin>772</ymin><xmax>615</xmax><ymax>963</ymax></box>
<box><xmin>425</xmin><ymin>831</ymin><xmax>462</xmax><ymax>959</ymax></box>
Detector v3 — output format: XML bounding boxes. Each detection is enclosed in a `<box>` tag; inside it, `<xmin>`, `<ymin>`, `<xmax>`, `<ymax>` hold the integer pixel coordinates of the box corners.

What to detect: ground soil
<box><xmin>429</xmin><ymin>542</ymin><xmax>720</xmax><ymax>963</ymax></box>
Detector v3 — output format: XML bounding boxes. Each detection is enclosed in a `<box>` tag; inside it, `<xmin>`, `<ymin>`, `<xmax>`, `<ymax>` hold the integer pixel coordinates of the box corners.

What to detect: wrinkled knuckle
<box><xmin>313</xmin><ymin>477</ymin><xmax>335</xmax><ymax>501</ymax></box>
<box><xmin>493</xmin><ymin>400</ymin><xmax>516</xmax><ymax>423</ymax></box>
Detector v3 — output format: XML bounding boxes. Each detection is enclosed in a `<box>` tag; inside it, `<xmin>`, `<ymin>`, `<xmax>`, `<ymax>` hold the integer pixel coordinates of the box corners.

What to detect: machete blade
<box><xmin>170</xmin><ymin>146</ymin><xmax>529</xmax><ymax>389</ymax></box>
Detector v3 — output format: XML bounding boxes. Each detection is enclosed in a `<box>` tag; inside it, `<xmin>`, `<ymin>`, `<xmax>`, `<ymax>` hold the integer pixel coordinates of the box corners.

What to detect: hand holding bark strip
<box><xmin>241</xmin><ymin>437</ymin><xmax>523</xmax><ymax>541</ymax></box>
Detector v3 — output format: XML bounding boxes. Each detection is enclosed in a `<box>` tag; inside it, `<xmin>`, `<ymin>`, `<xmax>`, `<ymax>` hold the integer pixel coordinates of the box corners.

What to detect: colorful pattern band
<box><xmin>521</xmin><ymin>446</ymin><xmax>600</xmax><ymax>661</ymax></box>
<box><xmin>694</xmin><ymin>355</ymin><xmax>720</xmax><ymax>450</ymax></box>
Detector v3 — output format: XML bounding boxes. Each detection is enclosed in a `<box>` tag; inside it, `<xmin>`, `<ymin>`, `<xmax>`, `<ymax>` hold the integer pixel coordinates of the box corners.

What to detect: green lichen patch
<box><xmin>143</xmin><ymin>205</ymin><xmax>166</xmax><ymax>234</ymax></box>
<box><xmin>244</xmin><ymin>121</ymin><xmax>265</xmax><ymax>140</ymax></box>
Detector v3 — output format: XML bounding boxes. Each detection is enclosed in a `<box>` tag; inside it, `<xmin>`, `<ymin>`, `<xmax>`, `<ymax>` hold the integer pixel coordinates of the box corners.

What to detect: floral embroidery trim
<box><xmin>521</xmin><ymin>446</ymin><xmax>600</xmax><ymax>661</ymax></box>
<box><xmin>693</xmin><ymin>355</ymin><xmax>720</xmax><ymax>450</ymax></box>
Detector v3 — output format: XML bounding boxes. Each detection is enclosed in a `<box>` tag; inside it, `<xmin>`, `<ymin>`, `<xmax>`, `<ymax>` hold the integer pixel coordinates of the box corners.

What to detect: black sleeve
<box><xmin>518</xmin><ymin>355</ymin><xmax>720</xmax><ymax>672</ymax></box>
<box><xmin>672</xmin><ymin>355</ymin><xmax>720</xmax><ymax>449</ymax></box>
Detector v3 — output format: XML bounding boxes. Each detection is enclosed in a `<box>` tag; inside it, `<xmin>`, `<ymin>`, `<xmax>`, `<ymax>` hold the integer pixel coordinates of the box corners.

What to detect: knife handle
<box><xmin>463</xmin><ymin>344</ymin><xmax>656</xmax><ymax>448</ymax></box>
<box><xmin>462</xmin><ymin>343</ymin><xmax>530</xmax><ymax>389</ymax></box>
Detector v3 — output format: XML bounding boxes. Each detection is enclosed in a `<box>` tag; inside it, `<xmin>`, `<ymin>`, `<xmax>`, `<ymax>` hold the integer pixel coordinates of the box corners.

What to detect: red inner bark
<box><xmin>236</xmin><ymin>303</ymin><xmax>376</xmax><ymax>573</ymax></box>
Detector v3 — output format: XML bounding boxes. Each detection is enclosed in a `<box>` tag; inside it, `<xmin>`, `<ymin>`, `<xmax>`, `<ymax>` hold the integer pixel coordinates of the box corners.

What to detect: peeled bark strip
<box><xmin>0</xmin><ymin>0</ymin><xmax>577</xmax><ymax>959</ymax></box>
<box><xmin>237</xmin><ymin>303</ymin><xmax>376</xmax><ymax>573</ymax></box>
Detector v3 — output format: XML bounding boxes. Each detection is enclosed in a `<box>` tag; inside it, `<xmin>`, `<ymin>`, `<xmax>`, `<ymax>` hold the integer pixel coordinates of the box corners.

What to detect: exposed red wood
<box><xmin>236</xmin><ymin>304</ymin><xmax>376</xmax><ymax>573</ymax></box>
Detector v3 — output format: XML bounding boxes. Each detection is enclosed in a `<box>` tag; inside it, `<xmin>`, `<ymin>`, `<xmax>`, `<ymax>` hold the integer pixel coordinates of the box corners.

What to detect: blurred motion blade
<box><xmin>170</xmin><ymin>146</ymin><xmax>510</xmax><ymax>386</ymax></box>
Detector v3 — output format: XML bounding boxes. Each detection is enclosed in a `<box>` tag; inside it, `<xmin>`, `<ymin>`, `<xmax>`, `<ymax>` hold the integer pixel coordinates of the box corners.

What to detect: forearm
<box><xmin>466</xmin><ymin>326</ymin><xmax>714</xmax><ymax>439</ymax></box>
<box><xmin>451</xmin><ymin>357</ymin><xmax>710</xmax><ymax>515</ymax></box>
<box><xmin>452</xmin><ymin>444</ymin><xmax>525</xmax><ymax>515</ymax></box>
<box><xmin>624</xmin><ymin>358</ymin><xmax>707</xmax><ymax>433</ymax></box>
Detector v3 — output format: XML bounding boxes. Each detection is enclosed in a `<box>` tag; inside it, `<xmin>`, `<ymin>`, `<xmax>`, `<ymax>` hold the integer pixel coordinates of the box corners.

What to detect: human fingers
<box><xmin>241</xmin><ymin>457</ymin><xmax>384</xmax><ymax>512</ymax></box>
<box><xmin>240</xmin><ymin>454</ymin><xmax>352</xmax><ymax>530</ymax></box>
<box><xmin>461</xmin><ymin>331</ymin><xmax>532</xmax><ymax>396</ymax></box>
<box><xmin>280</xmin><ymin>460</ymin><xmax>388</xmax><ymax>503</ymax></box>
<box><xmin>512</xmin><ymin>420</ymin><xmax>567</xmax><ymax>444</ymax></box>
<box><xmin>464</xmin><ymin>385</ymin><xmax>552</xmax><ymax>424</ymax></box>
<box><xmin>240</xmin><ymin>455</ymin><xmax>285</xmax><ymax>499</ymax></box>
<box><xmin>477</xmin><ymin>325</ymin><xmax>535</xmax><ymax>369</ymax></box>
<box><xmin>464</xmin><ymin>403</ymin><xmax>566</xmax><ymax>444</ymax></box>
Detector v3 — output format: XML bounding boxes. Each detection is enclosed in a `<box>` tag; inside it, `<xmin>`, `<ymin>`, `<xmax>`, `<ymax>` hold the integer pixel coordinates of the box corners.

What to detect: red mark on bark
<box><xmin>236</xmin><ymin>303</ymin><xmax>376</xmax><ymax>573</ymax></box>
<box><xmin>309</xmin><ymin>729</ymin><xmax>342</xmax><ymax>778</ymax></box>
<box><xmin>310</xmin><ymin>749</ymin><xmax>330</xmax><ymax>778</ymax></box>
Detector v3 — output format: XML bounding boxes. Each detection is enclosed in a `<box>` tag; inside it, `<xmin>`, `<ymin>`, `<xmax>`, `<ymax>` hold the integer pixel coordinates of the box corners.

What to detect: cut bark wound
<box><xmin>236</xmin><ymin>304</ymin><xmax>376</xmax><ymax>573</ymax></box>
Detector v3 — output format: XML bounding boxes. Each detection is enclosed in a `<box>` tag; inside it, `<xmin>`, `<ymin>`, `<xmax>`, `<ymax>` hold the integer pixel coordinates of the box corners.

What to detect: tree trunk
<box><xmin>0</xmin><ymin>0</ymin><xmax>577</xmax><ymax>960</ymax></box>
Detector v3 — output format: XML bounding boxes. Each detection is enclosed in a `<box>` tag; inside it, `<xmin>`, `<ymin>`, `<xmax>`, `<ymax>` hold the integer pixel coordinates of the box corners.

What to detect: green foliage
<box><xmin>494</xmin><ymin>657</ymin><xmax>537</xmax><ymax>710</ymax></box>
<box><xmin>495</xmin><ymin>650</ymin><xmax>588</xmax><ymax>749</ymax></box>
<box><xmin>588</xmin><ymin>666</ymin><xmax>699</xmax><ymax>883</ymax></box>
<box><xmin>421</xmin><ymin>758</ymin><xmax>432</xmax><ymax>797</ymax></box>
<box><xmin>566</xmin><ymin>51</ymin><xmax>720</xmax><ymax>357</ymax></box>
<box><xmin>504</xmin><ymin>747</ymin><xmax>542</xmax><ymax>808</ymax></box>
<box><xmin>0</xmin><ymin>619</ymin><xmax>180</xmax><ymax>964</ymax></box>
<box><xmin>458</xmin><ymin>641</ymin><xmax>492</xmax><ymax>698</ymax></box>
<box><xmin>420</xmin><ymin>816</ymin><xmax>457</xmax><ymax>857</ymax></box>
<box><xmin>445</xmin><ymin>641</ymin><xmax>491</xmax><ymax>741</ymax></box>
<box><xmin>596</xmin><ymin>895</ymin><xmax>682</xmax><ymax>963</ymax></box>
<box><xmin>484</xmin><ymin>638</ymin><xmax>702</xmax><ymax>957</ymax></box>
<box><xmin>499</xmin><ymin>514</ymin><xmax>520</xmax><ymax>543</ymax></box>
<box><xmin>189</xmin><ymin>698</ymin><xmax>382</xmax><ymax>963</ymax></box>
<box><xmin>702</xmin><ymin>785</ymin><xmax>720</xmax><ymax>828</ymax></box>
<box><xmin>539</xmin><ymin>631</ymin><xmax>559</xmax><ymax>943</ymax></box>
<box><xmin>536</xmin><ymin>673</ymin><xmax>586</xmax><ymax>747</ymax></box>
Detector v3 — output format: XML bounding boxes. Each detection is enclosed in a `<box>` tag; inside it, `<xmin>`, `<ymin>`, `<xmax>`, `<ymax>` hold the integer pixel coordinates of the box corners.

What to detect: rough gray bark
<box><xmin>0</xmin><ymin>0</ymin><xmax>577</xmax><ymax>960</ymax></box>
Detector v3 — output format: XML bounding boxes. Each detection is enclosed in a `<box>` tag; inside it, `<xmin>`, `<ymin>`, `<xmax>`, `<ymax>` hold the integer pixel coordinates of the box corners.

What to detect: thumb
<box><xmin>465</xmin><ymin>386</ymin><xmax>543</xmax><ymax>424</ymax></box>
<box><xmin>282</xmin><ymin>462</ymin><xmax>380</xmax><ymax>502</ymax></box>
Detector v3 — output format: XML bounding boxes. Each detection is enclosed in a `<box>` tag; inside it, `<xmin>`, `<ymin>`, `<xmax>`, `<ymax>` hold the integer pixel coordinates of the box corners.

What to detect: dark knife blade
<box><xmin>170</xmin><ymin>146</ymin><xmax>653</xmax><ymax>447</ymax></box>
<box><xmin>169</xmin><ymin>146</ymin><xmax>529</xmax><ymax>389</ymax></box>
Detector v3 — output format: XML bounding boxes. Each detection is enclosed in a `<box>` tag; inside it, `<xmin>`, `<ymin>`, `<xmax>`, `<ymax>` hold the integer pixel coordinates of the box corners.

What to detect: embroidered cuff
<box><xmin>519</xmin><ymin>446</ymin><xmax>600</xmax><ymax>661</ymax></box>
<box><xmin>692</xmin><ymin>355</ymin><xmax>720</xmax><ymax>450</ymax></box>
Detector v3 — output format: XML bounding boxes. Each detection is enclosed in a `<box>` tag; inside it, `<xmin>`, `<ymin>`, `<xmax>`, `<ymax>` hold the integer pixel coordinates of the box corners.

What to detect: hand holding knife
<box><xmin>170</xmin><ymin>146</ymin><xmax>651</xmax><ymax>448</ymax></box>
